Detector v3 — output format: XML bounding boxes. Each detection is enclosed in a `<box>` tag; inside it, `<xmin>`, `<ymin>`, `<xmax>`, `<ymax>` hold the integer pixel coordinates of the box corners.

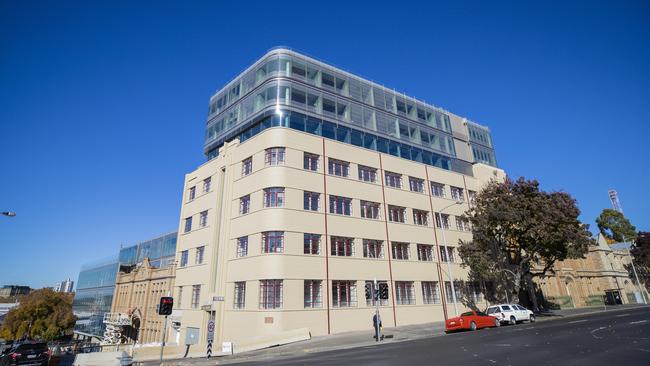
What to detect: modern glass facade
<box><xmin>72</xmin><ymin>257</ymin><xmax>119</xmax><ymax>337</ymax></box>
<box><xmin>118</xmin><ymin>231</ymin><xmax>177</xmax><ymax>269</ymax></box>
<box><xmin>204</xmin><ymin>48</ymin><xmax>497</xmax><ymax>173</ymax></box>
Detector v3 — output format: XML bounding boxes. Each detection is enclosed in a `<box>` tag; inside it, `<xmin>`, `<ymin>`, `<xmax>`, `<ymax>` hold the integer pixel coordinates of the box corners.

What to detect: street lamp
<box><xmin>436</xmin><ymin>200</ymin><xmax>463</xmax><ymax>316</ymax></box>
<box><xmin>2</xmin><ymin>211</ymin><xmax>16</xmax><ymax>217</ymax></box>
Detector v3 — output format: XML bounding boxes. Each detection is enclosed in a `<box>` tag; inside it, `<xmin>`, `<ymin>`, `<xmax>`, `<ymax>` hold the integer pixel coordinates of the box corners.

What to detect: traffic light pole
<box><xmin>159</xmin><ymin>315</ymin><xmax>168</xmax><ymax>365</ymax></box>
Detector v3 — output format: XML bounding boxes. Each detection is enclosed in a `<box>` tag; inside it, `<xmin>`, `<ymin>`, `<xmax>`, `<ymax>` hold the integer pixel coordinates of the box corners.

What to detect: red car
<box><xmin>445</xmin><ymin>310</ymin><xmax>500</xmax><ymax>333</ymax></box>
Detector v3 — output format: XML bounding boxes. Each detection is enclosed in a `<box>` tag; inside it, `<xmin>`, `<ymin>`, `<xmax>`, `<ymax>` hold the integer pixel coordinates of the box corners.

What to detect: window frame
<box><xmin>264</xmin><ymin>147</ymin><xmax>286</xmax><ymax>166</ymax></box>
<box><xmin>304</xmin><ymin>280</ymin><xmax>323</xmax><ymax>308</ymax></box>
<box><xmin>259</xmin><ymin>279</ymin><xmax>283</xmax><ymax>309</ymax></box>
<box><xmin>262</xmin><ymin>231</ymin><xmax>284</xmax><ymax>253</ymax></box>
<box><xmin>303</xmin><ymin>152</ymin><xmax>319</xmax><ymax>171</ymax></box>
<box><xmin>391</xmin><ymin>242</ymin><xmax>410</xmax><ymax>260</ymax></box>
<box><xmin>234</xmin><ymin>281</ymin><xmax>246</xmax><ymax>309</ymax></box>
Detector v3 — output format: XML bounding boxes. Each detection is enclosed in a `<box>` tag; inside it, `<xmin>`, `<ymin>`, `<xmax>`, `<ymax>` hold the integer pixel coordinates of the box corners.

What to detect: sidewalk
<box><xmin>140</xmin><ymin>304</ymin><xmax>648</xmax><ymax>365</ymax></box>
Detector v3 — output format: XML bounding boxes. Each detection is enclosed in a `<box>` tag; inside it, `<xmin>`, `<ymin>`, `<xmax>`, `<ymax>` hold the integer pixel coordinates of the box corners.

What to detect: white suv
<box><xmin>486</xmin><ymin>304</ymin><xmax>535</xmax><ymax>325</ymax></box>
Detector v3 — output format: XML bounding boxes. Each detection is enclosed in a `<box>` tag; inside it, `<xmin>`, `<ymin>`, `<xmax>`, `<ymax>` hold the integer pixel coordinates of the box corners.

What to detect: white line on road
<box><xmin>494</xmin><ymin>344</ymin><xmax>511</xmax><ymax>347</ymax></box>
<box><xmin>568</xmin><ymin>320</ymin><xmax>588</xmax><ymax>324</ymax></box>
<box><xmin>591</xmin><ymin>326</ymin><xmax>608</xmax><ymax>339</ymax></box>
<box><xmin>615</xmin><ymin>313</ymin><xmax>632</xmax><ymax>317</ymax></box>
<box><xmin>629</xmin><ymin>320</ymin><xmax>648</xmax><ymax>325</ymax></box>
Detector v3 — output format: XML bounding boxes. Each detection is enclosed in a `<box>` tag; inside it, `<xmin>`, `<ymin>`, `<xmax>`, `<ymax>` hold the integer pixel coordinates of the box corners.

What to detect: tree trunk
<box><xmin>525</xmin><ymin>272</ymin><xmax>540</xmax><ymax>312</ymax></box>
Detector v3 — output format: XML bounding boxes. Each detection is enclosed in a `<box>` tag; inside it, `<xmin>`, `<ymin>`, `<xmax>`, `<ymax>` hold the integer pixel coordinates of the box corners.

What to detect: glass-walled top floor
<box><xmin>207</xmin><ymin>49</ymin><xmax>459</xmax><ymax>134</ymax></box>
<box><xmin>205</xmin><ymin>79</ymin><xmax>458</xmax><ymax>158</ymax></box>
<box><xmin>118</xmin><ymin>231</ymin><xmax>177</xmax><ymax>269</ymax></box>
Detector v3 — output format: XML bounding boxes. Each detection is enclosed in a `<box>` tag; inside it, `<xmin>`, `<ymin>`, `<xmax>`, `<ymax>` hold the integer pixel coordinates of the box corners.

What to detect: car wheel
<box><xmin>494</xmin><ymin>318</ymin><xmax>500</xmax><ymax>327</ymax></box>
<box><xmin>509</xmin><ymin>316</ymin><xmax>516</xmax><ymax>325</ymax></box>
<box><xmin>470</xmin><ymin>321</ymin><xmax>477</xmax><ymax>331</ymax></box>
<box><xmin>529</xmin><ymin>315</ymin><xmax>536</xmax><ymax>323</ymax></box>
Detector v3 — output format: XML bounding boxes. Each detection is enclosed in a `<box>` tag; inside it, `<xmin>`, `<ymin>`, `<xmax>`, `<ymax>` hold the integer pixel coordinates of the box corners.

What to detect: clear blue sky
<box><xmin>1</xmin><ymin>1</ymin><xmax>648</xmax><ymax>289</ymax></box>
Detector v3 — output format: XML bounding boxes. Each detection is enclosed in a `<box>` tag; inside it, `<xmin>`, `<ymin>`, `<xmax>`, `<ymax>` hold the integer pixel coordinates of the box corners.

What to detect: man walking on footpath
<box><xmin>373</xmin><ymin>313</ymin><xmax>384</xmax><ymax>341</ymax></box>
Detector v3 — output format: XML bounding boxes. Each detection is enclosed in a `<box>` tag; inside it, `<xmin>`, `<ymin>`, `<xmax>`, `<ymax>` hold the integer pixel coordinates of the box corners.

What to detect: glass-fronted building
<box><xmin>204</xmin><ymin>47</ymin><xmax>497</xmax><ymax>173</ymax></box>
<box><xmin>118</xmin><ymin>231</ymin><xmax>177</xmax><ymax>269</ymax></box>
<box><xmin>72</xmin><ymin>257</ymin><xmax>119</xmax><ymax>339</ymax></box>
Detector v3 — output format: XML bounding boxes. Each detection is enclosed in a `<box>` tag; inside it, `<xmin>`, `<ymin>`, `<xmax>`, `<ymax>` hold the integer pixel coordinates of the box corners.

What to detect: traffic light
<box><xmin>159</xmin><ymin>296</ymin><xmax>174</xmax><ymax>315</ymax></box>
<box><xmin>365</xmin><ymin>283</ymin><xmax>372</xmax><ymax>300</ymax></box>
<box><xmin>379</xmin><ymin>283</ymin><xmax>389</xmax><ymax>300</ymax></box>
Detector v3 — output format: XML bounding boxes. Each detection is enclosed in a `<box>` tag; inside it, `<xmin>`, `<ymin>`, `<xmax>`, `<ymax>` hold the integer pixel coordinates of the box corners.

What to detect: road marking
<box><xmin>568</xmin><ymin>320</ymin><xmax>588</xmax><ymax>324</ymax></box>
<box><xmin>489</xmin><ymin>360</ymin><xmax>497</xmax><ymax>364</ymax></box>
<box><xmin>629</xmin><ymin>320</ymin><xmax>648</xmax><ymax>325</ymax></box>
<box><xmin>637</xmin><ymin>348</ymin><xmax>650</xmax><ymax>353</ymax></box>
<box><xmin>591</xmin><ymin>326</ymin><xmax>608</xmax><ymax>339</ymax></box>
<box><xmin>494</xmin><ymin>344</ymin><xmax>511</xmax><ymax>347</ymax></box>
<box><xmin>615</xmin><ymin>313</ymin><xmax>632</xmax><ymax>317</ymax></box>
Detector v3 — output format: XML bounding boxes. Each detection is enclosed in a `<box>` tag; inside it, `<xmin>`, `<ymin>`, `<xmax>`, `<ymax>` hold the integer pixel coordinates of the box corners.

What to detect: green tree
<box><xmin>458</xmin><ymin>177</ymin><xmax>594</xmax><ymax>312</ymax></box>
<box><xmin>596</xmin><ymin>209</ymin><xmax>637</xmax><ymax>243</ymax></box>
<box><xmin>630</xmin><ymin>231</ymin><xmax>650</xmax><ymax>292</ymax></box>
<box><xmin>0</xmin><ymin>289</ymin><xmax>76</xmax><ymax>341</ymax></box>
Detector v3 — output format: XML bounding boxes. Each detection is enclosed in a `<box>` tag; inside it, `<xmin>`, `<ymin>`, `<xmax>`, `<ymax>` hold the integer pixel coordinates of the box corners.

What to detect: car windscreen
<box><xmin>16</xmin><ymin>344</ymin><xmax>47</xmax><ymax>353</ymax></box>
<box><xmin>461</xmin><ymin>312</ymin><xmax>474</xmax><ymax>317</ymax></box>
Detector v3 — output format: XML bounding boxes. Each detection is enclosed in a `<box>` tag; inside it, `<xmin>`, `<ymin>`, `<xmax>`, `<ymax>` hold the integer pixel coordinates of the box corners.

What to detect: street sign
<box><xmin>207</xmin><ymin>320</ymin><xmax>215</xmax><ymax>341</ymax></box>
<box><xmin>212</xmin><ymin>295</ymin><xmax>225</xmax><ymax>301</ymax></box>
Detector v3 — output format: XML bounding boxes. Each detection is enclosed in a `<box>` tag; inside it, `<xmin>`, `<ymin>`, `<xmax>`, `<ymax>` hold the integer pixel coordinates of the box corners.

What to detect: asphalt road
<box><xmin>233</xmin><ymin>306</ymin><xmax>650</xmax><ymax>366</ymax></box>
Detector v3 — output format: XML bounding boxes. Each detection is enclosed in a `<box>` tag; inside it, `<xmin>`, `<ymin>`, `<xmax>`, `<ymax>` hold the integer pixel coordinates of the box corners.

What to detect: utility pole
<box><xmin>159</xmin><ymin>315</ymin><xmax>168</xmax><ymax>365</ymax></box>
<box><xmin>623</xmin><ymin>236</ymin><xmax>647</xmax><ymax>305</ymax></box>
<box><xmin>436</xmin><ymin>202</ymin><xmax>462</xmax><ymax>317</ymax></box>
<box><xmin>374</xmin><ymin>278</ymin><xmax>380</xmax><ymax>342</ymax></box>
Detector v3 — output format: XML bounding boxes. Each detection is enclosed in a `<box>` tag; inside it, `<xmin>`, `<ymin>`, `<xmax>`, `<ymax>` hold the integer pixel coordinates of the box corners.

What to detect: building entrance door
<box><xmin>605</xmin><ymin>290</ymin><xmax>622</xmax><ymax>305</ymax></box>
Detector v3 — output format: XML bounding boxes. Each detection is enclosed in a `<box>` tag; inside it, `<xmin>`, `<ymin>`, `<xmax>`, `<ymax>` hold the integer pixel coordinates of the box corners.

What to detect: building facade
<box><xmin>0</xmin><ymin>285</ymin><xmax>31</xmax><ymax>298</ymax></box>
<box><xmin>54</xmin><ymin>278</ymin><xmax>75</xmax><ymax>293</ymax></box>
<box><xmin>171</xmin><ymin>48</ymin><xmax>505</xmax><ymax>353</ymax></box>
<box><xmin>72</xmin><ymin>257</ymin><xmax>119</xmax><ymax>341</ymax></box>
<box><xmin>536</xmin><ymin>233</ymin><xmax>649</xmax><ymax>308</ymax></box>
<box><xmin>106</xmin><ymin>232</ymin><xmax>177</xmax><ymax>345</ymax></box>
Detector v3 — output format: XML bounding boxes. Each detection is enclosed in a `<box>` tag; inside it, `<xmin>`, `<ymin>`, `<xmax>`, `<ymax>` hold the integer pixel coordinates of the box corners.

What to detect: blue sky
<box><xmin>1</xmin><ymin>1</ymin><xmax>648</xmax><ymax>288</ymax></box>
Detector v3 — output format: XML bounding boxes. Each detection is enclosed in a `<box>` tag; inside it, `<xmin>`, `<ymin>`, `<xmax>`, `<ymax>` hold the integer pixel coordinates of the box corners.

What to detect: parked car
<box><xmin>445</xmin><ymin>310</ymin><xmax>500</xmax><ymax>333</ymax></box>
<box><xmin>0</xmin><ymin>341</ymin><xmax>50</xmax><ymax>366</ymax></box>
<box><xmin>486</xmin><ymin>304</ymin><xmax>535</xmax><ymax>325</ymax></box>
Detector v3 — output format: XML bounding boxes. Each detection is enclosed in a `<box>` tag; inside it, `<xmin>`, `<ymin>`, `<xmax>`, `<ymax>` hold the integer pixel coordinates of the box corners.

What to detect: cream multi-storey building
<box><xmin>171</xmin><ymin>48</ymin><xmax>505</xmax><ymax>353</ymax></box>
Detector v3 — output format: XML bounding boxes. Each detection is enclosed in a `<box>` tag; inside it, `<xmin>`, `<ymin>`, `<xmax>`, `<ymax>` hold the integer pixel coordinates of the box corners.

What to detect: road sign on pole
<box><xmin>207</xmin><ymin>319</ymin><xmax>215</xmax><ymax>358</ymax></box>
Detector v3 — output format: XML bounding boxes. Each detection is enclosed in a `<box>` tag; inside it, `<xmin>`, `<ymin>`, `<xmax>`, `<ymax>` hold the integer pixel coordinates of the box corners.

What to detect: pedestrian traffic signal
<box><xmin>365</xmin><ymin>283</ymin><xmax>372</xmax><ymax>300</ymax></box>
<box><xmin>159</xmin><ymin>296</ymin><xmax>174</xmax><ymax>315</ymax></box>
<box><xmin>379</xmin><ymin>283</ymin><xmax>389</xmax><ymax>300</ymax></box>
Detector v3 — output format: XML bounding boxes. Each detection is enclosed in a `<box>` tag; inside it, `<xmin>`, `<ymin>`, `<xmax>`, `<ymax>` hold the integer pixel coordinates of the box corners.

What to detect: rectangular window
<box><xmin>451</xmin><ymin>186</ymin><xmax>465</xmax><ymax>201</ymax></box>
<box><xmin>304</xmin><ymin>233</ymin><xmax>320</xmax><ymax>255</ymax></box>
<box><xmin>384</xmin><ymin>172</ymin><xmax>402</xmax><ymax>188</ymax></box>
<box><xmin>191</xmin><ymin>284</ymin><xmax>201</xmax><ymax>309</ymax></box>
<box><xmin>413</xmin><ymin>209</ymin><xmax>429</xmax><ymax>226</ymax></box>
<box><xmin>304</xmin><ymin>191</ymin><xmax>320</xmax><ymax>211</ymax></box>
<box><xmin>388</xmin><ymin>205</ymin><xmax>406</xmax><ymax>223</ymax></box>
<box><xmin>445</xmin><ymin>281</ymin><xmax>461</xmax><ymax>303</ymax></box>
<box><xmin>417</xmin><ymin>244</ymin><xmax>434</xmax><ymax>261</ymax></box>
<box><xmin>177</xmin><ymin>286</ymin><xmax>183</xmax><ymax>307</ymax></box>
<box><xmin>468</xmin><ymin>190</ymin><xmax>477</xmax><ymax>205</ymax></box>
<box><xmin>392</xmin><ymin>242</ymin><xmax>410</xmax><ymax>260</ymax></box>
<box><xmin>203</xmin><ymin>177</ymin><xmax>211</xmax><ymax>193</ymax></box>
<box><xmin>409</xmin><ymin>177</ymin><xmax>424</xmax><ymax>193</ymax></box>
<box><xmin>304</xmin><ymin>280</ymin><xmax>323</xmax><ymax>308</ymax></box>
<box><xmin>328</xmin><ymin>158</ymin><xmax>350</xmax><ymax>177</ymax></box>
<box><xmin>237</xmin><ymin>236</ymin><xmax>248</xmax><ymax>257</ymax></box>
<box><xmin>430</xmin><ymin>182</ymin><xmax>446</xmax><ymax>198</ymax></box>
<box><xmin>184</xmin><ymin>217</ymin><xmax>192</xmax><ymax>233</ymax></box>
<box><xmin>358</xmin><ymin>165</ymin><xmax>377</xmax><ymax>182</ymax></box>
<box><xmin>180</xmin><ymin>250</ymin><xmax>188</xmax><ymax>267</ymax></box>
<box><xmin>265</xmin><ymin>147</ymin><xmax>285</xmax><ymax>166</ymax></box>
<box><xmin>331</xmin><ymin>236</ymin><xmax>354</xmax><ymax>257</ymax></box>
<box><xmin>195</xmin><ymin>246</ymin><xmax>205</xmax><ymax>264</ymax></box>
<box><xmin>259</xmin><ymin>279</ymin><xmax>283</xmax><ymax>309</ymax></box>
<box><xmin>435</xmin><ymin>213</ymin><xmax>450</xmax><ymax>229</ymax></box>
<box><xmin>263</xmin><ymin>187</ymin><xmax>285</xmax><ymax>207</ymax></box>
<box><xmin>304</xmin><ymin>153</ymin><xmax>319</xmax><ymax>171</ymax></box>
<box><xmin>188</xmin><ymin>186</ymin><xmax>196</xmax><ymax>201</ymax></box>
<box><xmin>199</xmin><ymin>210</ymin><xmax>208</xmax><ymax>228</ymax></box>
<box><xmin>332</xmin><ymin>280</ymin><xmax>357</xmax><ymax>307</ymax></box>
<box><xmin>363</xmin><ymin>239</ymin><xmax>383</xmax><ymax>259</ymax></box>
<box><xmin>395</xmin><ymin>281</ymin><xmax>415</xmax><ymax>305</ymax></box>
<box><xmin>360</xmin><ymin>200</ymin><xmax>380</xmax><ymax>219</ymax></box>
<box><xmin>262</xmin><ymin>231</ymin><xmax>284</xmax><ymax>253</ymax></box>
<box><xmin>440</xmin><ymin>246</ymin><xmax>455</xmax><ymax>262</ymax></box>
<box><xmin>422</xmin><ymin>281</ymin><xmax>441</xmax><ymax>304</ymax></box>
<box><xmin>234</xmin><ymin>282</ymin><xmax>246</xmax><ymax>309</ymax></box>
<box><xmin>329</xmin><ymin>195</ymin><xmax>352</xmax><ymax>216</ymax></box>
<box><xmin>240</xmin><ymin>195</ymin><xmax>251</xmax><ymax>214</ymax></box>
<box><xmin>456</xmin><ymin>216</ymin><xmax>471</xmax><ymax>231</ymax></box>
<box><xmin>366</xmin><ymin>280</ymin><xmax>388</xmax><ymax>306</ymax></box>
<box><xmin>242</xmin><ymin>157</ymin><xmax>253</xmax><ymax>176</ymax></box>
